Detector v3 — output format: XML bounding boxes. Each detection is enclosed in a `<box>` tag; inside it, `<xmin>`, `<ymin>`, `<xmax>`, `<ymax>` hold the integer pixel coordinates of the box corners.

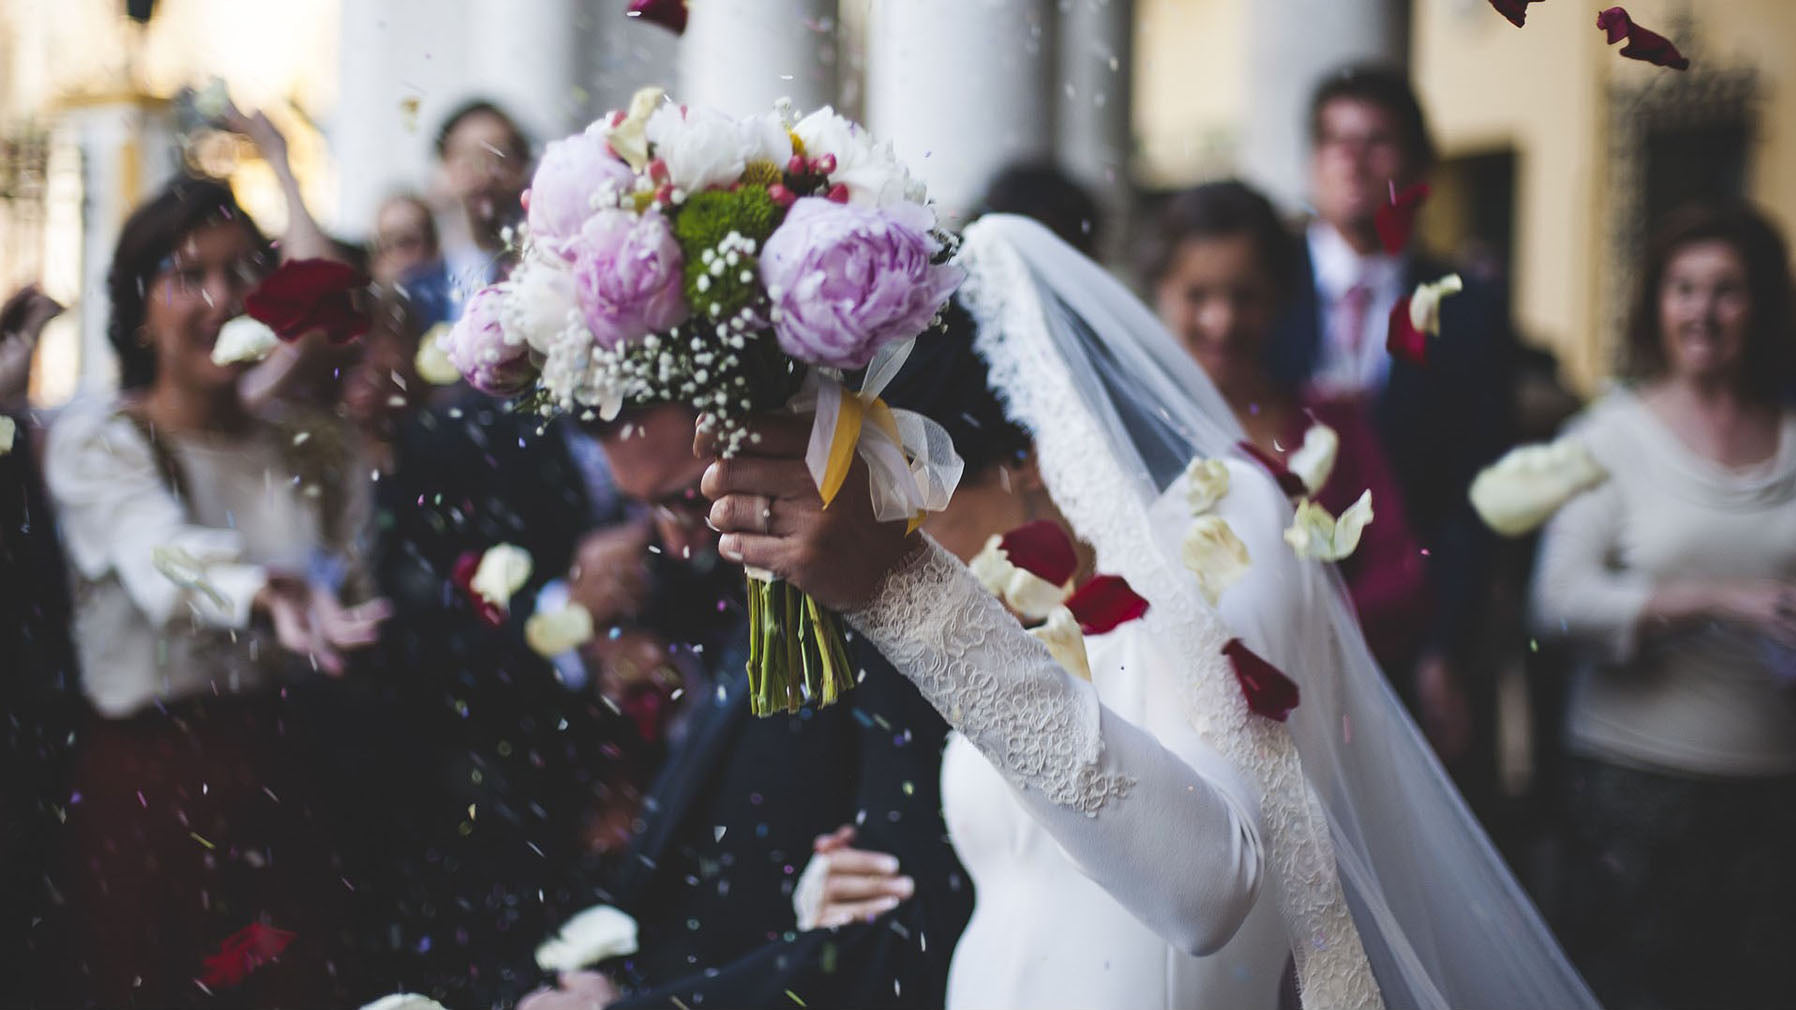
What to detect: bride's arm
<box><xmin>844</xmin><ymin>537</ymin><xmax>1263</xmax><ymax>956</ymax></box>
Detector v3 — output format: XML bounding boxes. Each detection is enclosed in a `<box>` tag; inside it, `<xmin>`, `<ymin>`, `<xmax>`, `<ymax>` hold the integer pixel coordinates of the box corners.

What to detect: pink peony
<box><xmin>528</xmin><ymin>129</ymin><xmax>638</xmax><ymax>254</ymax></box>
<box><xmin>569</xmin><ymin>209</ymin><xmax>689</xmax><ymax>350</ymax></box>
<box><xmin>759</xmin><ymin>198</ymin><xmax>962</xmax><ymax>369</ymax></box>
<box><xmin>444</xmin><ymin>286</ymin><xmax>534</xmax><ymax>395</ymax></box>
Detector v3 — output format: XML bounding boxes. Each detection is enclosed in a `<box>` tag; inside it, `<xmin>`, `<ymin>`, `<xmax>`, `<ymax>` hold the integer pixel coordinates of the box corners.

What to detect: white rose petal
<box><xmin>1029</xmin><ymin>606</ymin><xmax>1093</xmax><ymax>681</ymax></box>
<box><xmin>967</xmin><ymin>535</ymin><xmax>1015</xmax><ymax>598</ymax></box>
<box><xmin>646</xmin><ymin>104</ymin><xmax>747</xmax><ymax>195</ymax></box>
<box><xmin>1284</xmin><ymin>491</ymin><xmax>1375</xmax><ymax>562</ymax></box>
<box><xmin>605</xmin><ymin>86</ymin><xmax>665</xmax><ymax>172</ymax></box>
<box><xmin>471</xmin><ymin>544</ymin><xmax>533</xmax><ymax>610</ymax></box>
<box><xmin>210</xmin><ymin>316</ymin><xmax>280</xmax><ymax>365</ymax></box>
<box><xmin>526</xmin><ymin>603</ymin><xmax>595</xmax><ymax>657</ymax></box>
<box><xmin>360</xmin><ymin>995</ymin><xmax>450</xmax><ymax>1010</ymax></box>
<box><xmin>1470</xmin><ymin>437</ymin><xmax>1608</xmax><ymax>536</ymax></box>
<box><xmin>536</xmin><ymin>904</ymin><xmax>640</xmax><ymax>974</ymax></box>
<box><xmin>1287</xmin><ymin>422</ymin><xmax>1340</xmax><ymax>495</ymax></box>
<box><xmin>1181</xmin><ymin>514</ymin><xmax>1252</xmax><ymax>605</ymax></box>
<box><xmin>1184</xmin><ymin>458</ymin><xmax>1231</xmax><ymax>515</ymax></box>
<box><xmin>414</xmin><ymin>323</ymin><xmax>462</xmax><ymax>386</ymax></box>
<box><xmin>1408</xmin><ymin>274</ymin><xmax>1464</xmax><ymax>336</ymax></box>
<box><xmin>0</xmin><ymin>415</ymin><xmax>14</xmax><ymax>456</ymax></box>
<box><xmin>966</xmin><ymin>533</ymin><xmax>1071</xmax><ymax>620</ymax></box>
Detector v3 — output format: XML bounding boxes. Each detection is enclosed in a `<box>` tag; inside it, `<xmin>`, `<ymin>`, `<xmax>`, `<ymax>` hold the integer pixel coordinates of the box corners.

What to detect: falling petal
<box><xmin>997</xmin><ymin>519</ymin><xmax>1079</xmax><ymax>586</ymax></box>
<box><xmin>1286</xmin><ymin>422</ymin><xmax>1340</xmax><ymax>495</ymax></box>
<box><xmin>1029</xmin><ymin>606</ymin><xmax>1093</xmax><ymax>681</ymax></box>
<box><xmin>1184</xmin><ymin>457</ymin><xmax>1232</xmax><ymax>515</ymax></box>
<box><xmin>1181</xmin><ymin>515</ymin><xmax>1252</xmax><ymax>605</ymax></box>
<box><xmin>197</xmin><ymin>922</ymin><xmax>295</xmax><ymax>989</ymax></box>
<box><xmin>1595</xmin><ymin>7</ymin><xmax>1690</xmax><ymax>69</ymax></box>
<box><xmin>1373</xmin><ymin>181</ymin><xmax>1430</xmax><ymax>256</ymax></box>
<box><xmin>244</xmin><ymin>258</ymin><xmax>372</xmax><ymax>342</ymax></box>
<box><xmin>1063</xmin><ymin>574</ymin><xmax>1150</xmax><ymax>635</ymax></box>
<box><xmin>1284</xmin><ymin>491</ymin><xmax>1374</xmax><ymax>562</ymax></box>
<box><xmin>1224</xmin><ymin>639</ymin><xmax>1300</xmax><ymax>721</ymax></box>
<box><xmin>1470</xmin><ymin>437</ymin><xmax>1608</xmax><ymax>536</ymax></box>
<box><xmin>1487</xmin><ymin>0</ymin><xmax>1544</xmax><ymax>28</ymax></box>
<box><xmin>626</xmin><ymin>0</ymin><xmax>688</xmax><ymax>36</ymax></box>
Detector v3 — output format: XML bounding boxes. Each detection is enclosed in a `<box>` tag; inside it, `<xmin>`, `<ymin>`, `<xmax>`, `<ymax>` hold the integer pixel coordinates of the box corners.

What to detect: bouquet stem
<box><xmin>745</xmin><ymin>575</ymin><xmax>855</xmax><ymax>716</ymax></box>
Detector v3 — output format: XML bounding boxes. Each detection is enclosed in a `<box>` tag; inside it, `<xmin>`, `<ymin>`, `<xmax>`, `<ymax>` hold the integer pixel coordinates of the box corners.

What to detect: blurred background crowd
<box><xmin>0</xmin><ymin>1</ymin><xmax>1793</xmax><ymax>1008</ymax></box>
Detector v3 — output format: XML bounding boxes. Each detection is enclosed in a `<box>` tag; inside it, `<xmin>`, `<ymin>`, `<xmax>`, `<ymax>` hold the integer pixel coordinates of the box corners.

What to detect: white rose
<box><xmin>210</xmin><ymin>316</ymin><xmax>280</xmax><ymax>365</ymax></box>
<box><xmin>792</xmin><ymin>107</ymin><xmax>922</xmax><ymax>209</ymax></box>
<box><xmin>1287</xmin><ymin>422</ymin><xmax>1340</xmax><ymax>495</ymax></box>
<box><xmin>526</xmin><ymin>603</ymin><xmax>595</xmax><ymax>657</ymax></box>
<box><xmin>1408</xmin><ymin>274</ymin><xmax>1464</xmax><ymax>336</ymax></box>
<box><xmin>646</xmin><ymin>103</ymin><xmax>747</xmax><ymax>194</ymax></box>
<box><xmin>0</xmin><ymin>415</ymin><xmax>14</xmax><ymax>456</ymax></box>
<box><xmin>359</xmin><ymin>995</ymin><xmax>450</xmax><ymax>1010</ymax></box>
<box><xmin>503</xmin><ymin>255</ymin><xmax>582</xmax><ymax>354</ymax></box>
<box><xmin>1029</xmin><ymin>606</ymin><xmax>1093</xmax><ymax>681</ymax></box>
<box><xmin>604</xmin><ymin>86</ymin><xmax>665</xmax><ymax>172</ymax></box>
<box><xmin>471</xmin><ymin>544</ymin><xmax>533</xmax><ymax>610</ymax></box>
<box><xmin>1184</xmin><ymin>458</ymin><xmax>1231</xmax><ymax>515</ymax></box>
<box><xmin>1470</xmin><ymin>437</ymin><xmax>1607</xmax><ymax>536</ymax></box>
<box><xmin>536</xmin><ymin>904</ymin><xmax>640</xmax><ymax>974</ymax></box>
<box><xmin>739</xmin><ymin>109</ymin><xmax>794</xmax><ymax>168</ymax></box>
<box><xmin>1284</xmin><ymin>491</ymin><xmax>1375</xmax><ymax>562</ymax></box>
<box><xmin>414</xmin><ymin>323</ymin><xmax>462</xmax><ymax>386</ymax></box>
<box><xmin>1181</xmin><ymin>515</ymin><xmax>1252</xmax><ymax>605</ymax></box>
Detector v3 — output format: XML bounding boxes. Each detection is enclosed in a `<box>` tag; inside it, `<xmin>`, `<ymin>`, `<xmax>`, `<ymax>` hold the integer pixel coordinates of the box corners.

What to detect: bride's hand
<box><xmin>795</xmin><ymin>825</ymin><xmax>915</xmax><ymax>930</ymax></box>
<box><xmin>697</xmin><ymin>414</ymin><xmax>922</xmax><ymax>611</ymax></box>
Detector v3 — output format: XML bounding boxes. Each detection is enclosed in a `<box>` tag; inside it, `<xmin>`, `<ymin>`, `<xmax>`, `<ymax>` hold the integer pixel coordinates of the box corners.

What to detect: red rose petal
<box><xmin>198</xmin><ymin>922</ymin><xmax>295</xmax><ymax>989</ymax></box>
<box><xmin>243</xmin><ymin>258</ymin><xmax>371</xmax><ymax>343</ymax></box>
<box><xmin>626</xmin><ymin>0</ymin><xmax>688</xmax><ymax>35</ymax></box>
<box><xmin>1487</xmin><ymin>0</ymin><xmax>1542</xmax><ymax>27</ymax></box>
<box><xmin>1064</xmin><ymin>574</ymin><xmax>1150</xmax><ymax>635</ymax></box>
<box><xmin>1386</xmin><ymin>296</ymin><xmax>1430</xmax><ymax>366</ymax></box>
<box><xmin>1223</xmin><ymin>639</ymin><xmax>1301</xmax><ymax>722</ymax></box>
<box><xmin>1235</xmin><ymin>441</ymin><xmax>1309</xmax><ymax>498</ymax></box>
<box><xmin>451</xmin><ymin>550</ymin><xmax>507</xmax><ymax>628</ymax></box>
<box><xmin>1373</xmin><ymin>181</ymin><xmax>1430</xmax><ymax>256</ymax></box>
<box><xmin>1596</xmin><ymin>7</ymin><xmax>1689</xmax><ymax>70</ymax></box>
<box><xmin>998</xmin><ymin>520</ymin><xmax>1079</xmax><ymax>587</ymax></box>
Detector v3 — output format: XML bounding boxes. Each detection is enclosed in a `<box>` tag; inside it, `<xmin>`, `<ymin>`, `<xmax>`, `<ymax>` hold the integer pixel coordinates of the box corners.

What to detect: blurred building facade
<box><xmin>1</xmin><ymin>0</ymin><xmax>1791</xmax><ymax>402</ymax></box>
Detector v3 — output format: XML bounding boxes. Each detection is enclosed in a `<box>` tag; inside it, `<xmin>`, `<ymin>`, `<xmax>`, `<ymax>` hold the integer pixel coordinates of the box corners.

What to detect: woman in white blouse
<box><xmin>1531</xmin><ymin>203</ymin><xmax>1796</xmax><ymax>1010</ymax></box>
<box><xmin>44</xmin><ymin>177</ymin><xmax>386</xmax><ymax>1006</ymax></box>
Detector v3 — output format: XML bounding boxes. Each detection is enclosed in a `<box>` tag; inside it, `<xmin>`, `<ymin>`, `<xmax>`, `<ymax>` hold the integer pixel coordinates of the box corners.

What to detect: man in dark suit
<box><xmin>520</xmin><ymin>404</ymin><xmax>971</xmax><ymax>1010</ymax></box>
<box><xmin>1265</xmin><ymin>65</ymin><xmax>1518</xmax><ymax>800</ymax></box>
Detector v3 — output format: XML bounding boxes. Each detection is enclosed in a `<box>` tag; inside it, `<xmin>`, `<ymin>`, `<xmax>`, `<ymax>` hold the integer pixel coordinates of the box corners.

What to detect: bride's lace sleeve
<box><xmin>846</xmin><ymin>537</ymin><xmax>1264</xmax><ymax>957</ymax></box>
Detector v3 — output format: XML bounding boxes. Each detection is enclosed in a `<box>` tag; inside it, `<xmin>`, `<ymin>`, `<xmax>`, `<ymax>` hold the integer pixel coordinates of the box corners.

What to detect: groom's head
<box><xmin>595</xmin><ymin>403</ymin><xmax>717</xmax><ymax>564</ymax></box>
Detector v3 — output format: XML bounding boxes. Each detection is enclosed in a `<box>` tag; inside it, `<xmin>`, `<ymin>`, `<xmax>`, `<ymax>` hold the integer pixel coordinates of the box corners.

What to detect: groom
<box><xmin>532</xmin><ymin>404</ymin><xmax>971</xmax><ymax>1009</ymax></box>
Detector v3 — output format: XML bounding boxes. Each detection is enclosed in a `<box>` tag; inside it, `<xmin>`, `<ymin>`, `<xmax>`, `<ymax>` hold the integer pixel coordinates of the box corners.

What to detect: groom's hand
<box><xmin>697</xmin><ymin>414</ymin><xmax>922</xmax><ymax>611</ymax></box>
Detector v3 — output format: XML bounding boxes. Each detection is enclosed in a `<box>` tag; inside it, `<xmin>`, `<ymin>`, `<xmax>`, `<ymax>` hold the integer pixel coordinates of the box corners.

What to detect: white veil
<box><xmin>953</xmin><ymin>215</ymin><xmax>1598</xmax><ymax>1010</ymax></box>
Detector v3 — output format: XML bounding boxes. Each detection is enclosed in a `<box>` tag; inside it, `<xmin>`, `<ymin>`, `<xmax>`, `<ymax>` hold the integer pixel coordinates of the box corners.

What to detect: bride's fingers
<box><xmin>824</xmin><ymin>873</ymin><xmax>915</xmax><ymax>905</ymax></box>
<box><xmin>824</xmin><ymin>848</ymin><xmax>900</xmax><ymax>877</ymax></box>
<box><xmin>701</xmin><ymin>456</ymin><xmax>814</xmax><ymax>502</ymax></box>
<box><xmin>709</xmin><ymin>493</ymin><xmax>800</xmax><ymax>536</ymax></box>
<box><xmin>717</xmin><ymin>531</ymin><xmax>789</xmax><ymax>571</ymax></box>
<box><xmin>818</xmin><ymin>894</ymin><xmax>903</xmax><ymax>928</ymax></box>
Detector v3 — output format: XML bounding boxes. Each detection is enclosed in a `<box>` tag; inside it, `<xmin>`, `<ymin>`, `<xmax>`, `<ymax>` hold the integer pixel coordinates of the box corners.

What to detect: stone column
<box><xmin>679</xmin><ymin>0</ymin><xmax>837</xmax><ymax>116</ymax></box>
<box><xmin>1241</xmin><ymin>0</ymin><xmax>1407</xmax><ymax>209</ymax></box>
<box><xmin>866</xmin><ymin>0</ymin><xmax>1057</xmax><ymax>223</ymax></box>
<box><xmin>1056</xmin><ymin>0</ymin><xmax>1135</xmax><ymax>255</ymax></box>
<box><xmin>465</xmin><ymin>0</ymin><xmax>585</xmax><ymax>143</ymax></box>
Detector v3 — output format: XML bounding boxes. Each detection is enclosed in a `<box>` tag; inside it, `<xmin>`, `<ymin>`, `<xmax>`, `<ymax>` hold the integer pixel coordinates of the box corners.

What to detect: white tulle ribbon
<box><xmin>795</xmin><ymin>338</ymin><xmax>964</xmax><ymax>530</ymax></box>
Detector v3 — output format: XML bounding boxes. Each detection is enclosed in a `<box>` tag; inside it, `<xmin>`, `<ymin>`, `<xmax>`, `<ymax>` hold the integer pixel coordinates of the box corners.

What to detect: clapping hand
<box><xmin>794</xmin><ymin>825</ymin><xmax>915</xmax><ymax>930</ymax></box>
<box><xmin>254</xmin><ymin>574</ymin><xmax>391</xmax><ymax>676</ymax></box>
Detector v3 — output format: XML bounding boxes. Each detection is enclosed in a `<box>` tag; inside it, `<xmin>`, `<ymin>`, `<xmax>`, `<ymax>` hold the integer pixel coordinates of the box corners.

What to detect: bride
<box><xmin>700</xmin><ymin>215</ymin><xmax>1598</xmax><ymax>1009</ymax></box>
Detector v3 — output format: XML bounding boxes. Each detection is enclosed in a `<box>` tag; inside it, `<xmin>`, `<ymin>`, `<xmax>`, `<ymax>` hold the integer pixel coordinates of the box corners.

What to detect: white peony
<box><xmin>645</xmin><ymin>103</ymin><xmax>747</xmax><ymax>194</ymax></box>
<box><xmin>210</xmin><ymin>316</ymin><xmax>280</xmax><ymax>365</ymax></box>
<box><xmin>1029</xmin><ymin>606</ymin><xmax>1093</xmax><ymax>681</ymax></box>
<box><xmin>503</xmin><ymin>254</ymin><xmax>583</xmax><ymax>354</ymax></box>
<box><xmin>1284</xmin><ymin>491</ymin><xmax>1375</xmax><ymax>562</ymax></box>
<box><xmin>413</xmin><ymin>323</ymin><xmax>462</xmax><ymax>386</ymax></box>
<box><xmin>792</xmin><ymin>107</ymin><xmax>924</xmax><ymax>210</ymax></box>
<box><xmin>1287</xmin><ymin>422</ymin><xmax>1340</xmax><ymax>495</ymax></box>
<box><xmin>471</xmin><ymin>544</ymin><xmax>533</xmax><ymax>610</ymax></box>
<box><xmin>526</xmin><ymin>603</ymin><xmax>595</xmax><ymax>657</ymax></box>
<box><xmin>1470</xmin><ymin>437</ymin><xmax>1607</xmax><ymax>536</ymax></box>
<box><xmin>536</xmin><ymin>904</ymin><xmax>640</xmax><ymax>974</ymax></box>
<box><xmin>1181</xmin><ymin>515</ymin><xmax>1252</xmax><ymax>605</ymax></box>
<box><xmin>359</xmin><ymin>995</ymin><xmax>450</xmax><ymax>1010</ymax></box>
<box><xmin>1408</xmin><ymin>274</ymin><xmax>1464</xmax><ymax>336</ymax></box>
<box><xmin>1184</xmin><ymin>458</ymin><xmax>1231</xmax><ymax>515</ymax></box>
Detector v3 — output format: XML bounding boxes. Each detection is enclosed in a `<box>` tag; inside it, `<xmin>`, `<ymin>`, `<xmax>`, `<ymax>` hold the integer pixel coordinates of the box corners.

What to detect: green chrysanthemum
<box><xmin>673</xmin><ymin>187</ymin><xmax>782</xmax><ymax>320</ymax></box>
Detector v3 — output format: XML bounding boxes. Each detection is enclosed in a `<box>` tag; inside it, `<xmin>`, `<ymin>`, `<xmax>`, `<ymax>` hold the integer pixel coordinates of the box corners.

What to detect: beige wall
<box><xmin>1133</xmin><ymin>0</ymin><xmax>1244</xmax><ymax>187</ymax></box>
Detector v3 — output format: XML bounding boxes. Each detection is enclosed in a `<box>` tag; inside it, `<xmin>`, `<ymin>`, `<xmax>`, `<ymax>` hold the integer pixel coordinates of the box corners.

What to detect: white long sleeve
<box><xmin>847</xmin><ymin>538</ymin><xmax>1264</xmax><ymax>956</ymax></box>
<box><xmin>1529</xmin><ymin>472</ymin><xmax>1653</xmax><ymax>663</ymax></box>
<box><xmin>46</xmin><ymin>406</ymin><xmax>266</xmax><ymax>630</ymax></box>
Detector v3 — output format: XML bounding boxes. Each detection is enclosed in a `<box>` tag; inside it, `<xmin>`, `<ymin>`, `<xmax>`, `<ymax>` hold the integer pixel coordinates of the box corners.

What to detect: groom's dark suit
<box><xmin>592</xmin><ymin>628</ymin><xmax>971</xmax><ymax>1010</ymax></box>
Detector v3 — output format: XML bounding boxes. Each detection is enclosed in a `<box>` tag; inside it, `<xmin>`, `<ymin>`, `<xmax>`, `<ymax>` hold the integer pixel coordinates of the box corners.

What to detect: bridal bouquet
<box><xmin>445</xmin><ymin>87</ymin><xmax>964</xmax><ymax>715</ymax></box>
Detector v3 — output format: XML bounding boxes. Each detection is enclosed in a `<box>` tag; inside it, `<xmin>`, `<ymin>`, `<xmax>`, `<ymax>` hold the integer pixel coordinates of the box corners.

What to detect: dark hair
<box><xmin>1137</xmin><ymin>180</ymin><xmax>1298</xmax><ymax>296</ymax></box>
<box><xmin>106</xmin><ymin>176</ymin><xmax>268</xmax><ymax>390</ymax></box>
<box><xmin>1622</xmin><ymin>202</ymin><xmax>1794</xmax><ymax>401</ymax></box>
<box><xmin>882</xmin><ymin>299</ymin><xmax>1031</xmax><ymax>477</ymax></box>
<box><xmin>1309</xmin><ymin>64</ymin><xmax>1435</xmax><ymax>170</ymax></box>
<box><xmin>978</xmin><ymin>162</ymin><xmax>1102</xmax><ymax>256</ymax></box>
<box><xmin>434</xmin><ymin>99</ymin><xmax>530</xmax><ymax>161</ymax></box>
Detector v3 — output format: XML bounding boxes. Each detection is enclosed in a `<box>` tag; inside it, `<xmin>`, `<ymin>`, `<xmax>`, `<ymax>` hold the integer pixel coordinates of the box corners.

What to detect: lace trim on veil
<box><xmin>956</xmin><ymin>224</ymin><xmax>1384</xmax><ymax>1010</ymax></box>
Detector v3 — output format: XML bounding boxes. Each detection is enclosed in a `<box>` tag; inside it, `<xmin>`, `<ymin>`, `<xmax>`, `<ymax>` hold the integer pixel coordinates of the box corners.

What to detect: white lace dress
<box><xmin>847</xmin><ymin>464</ymin><xmax>1299</xmax><ymax>1010</ymax></box>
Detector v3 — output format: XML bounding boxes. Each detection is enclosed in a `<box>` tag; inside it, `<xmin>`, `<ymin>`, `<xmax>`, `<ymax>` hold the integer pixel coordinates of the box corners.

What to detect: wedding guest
<box><xmin>1145</xmin><ymin>180</ymin><xmax>1428</xmax><ymax>670</ymax></box>
<box><xmin>405</xmin><ymin>100</ymin><xmax>532</xmax><ymax>327</ymax></box>
<box><xmin>371</xmin><ymin>191</ymin><xmax>442</xmax><ymax>287</ymax></box>
<box><xmin>0</xmin><ymin>284</ymin><xmax>64</xmax><ymax>411</ymax></box>
<box><xmin>42</xmin><ymin>176</ymin><xmax>388</xmax><ymax>1007</ymax></box>
<box><xmin>977</xmin><ymin>162</ymin><xmax>1103</xmax><ymax>256</ymax></box>
<box><xmin>1266</xmin><ymin>64</ymin><xmax>1517</xmax><ymax>784</ymax></box>
<box><xmin>1531</xmin><ymin>203</ymin><xmax>1796</xmax><ymax>1010</ymax></box>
